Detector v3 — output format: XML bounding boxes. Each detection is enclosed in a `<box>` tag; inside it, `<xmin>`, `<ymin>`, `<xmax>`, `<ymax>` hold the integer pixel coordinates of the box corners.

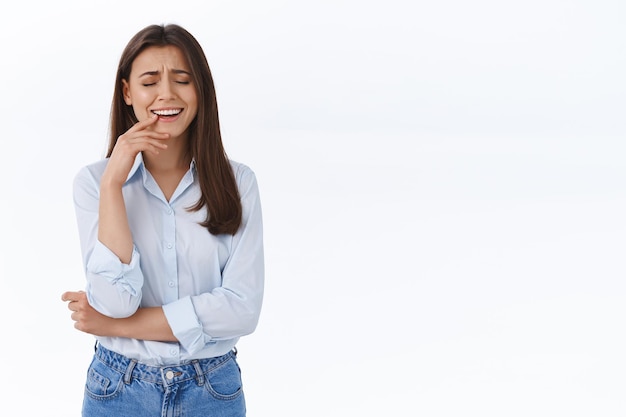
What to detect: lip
<box><xmin>151</xmin><ymin>107</ymin><xmax>184</xmax><ymax>122</ymax></box>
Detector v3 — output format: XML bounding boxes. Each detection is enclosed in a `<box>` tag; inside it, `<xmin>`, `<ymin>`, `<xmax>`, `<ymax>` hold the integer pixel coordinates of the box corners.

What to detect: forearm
<box><xmin>63</xmin><ymin>291</ymin><xmax>175</xmax><ymax>342</ymax></box>
<box><xmin>115</xmin><ymin>307</ymin><xmax>177</xmax><ymax>342</ymax></box>
<box><xmin>98</xmin><ymin>181</ymin><xmax>133</xmax><ymax>264</ymax></box>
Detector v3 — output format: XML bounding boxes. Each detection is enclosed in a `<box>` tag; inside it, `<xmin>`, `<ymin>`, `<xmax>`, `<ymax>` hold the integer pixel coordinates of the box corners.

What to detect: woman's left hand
<box><xmin>61</xmin><ymin>291</ymin><xmax>114</xmax><ymax>336</ymax></box>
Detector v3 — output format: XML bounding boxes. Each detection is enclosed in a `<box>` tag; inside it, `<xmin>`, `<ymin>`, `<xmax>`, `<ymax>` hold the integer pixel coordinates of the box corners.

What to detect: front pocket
<box><xmin>204</xmin><ymin>357</ymin><xmax>243</xmax><ymax>401</ymax></box>
<box><xmin>84</xmin><ymin>357</ymin><xmax>124</xmax><ymax>399</ymax></box>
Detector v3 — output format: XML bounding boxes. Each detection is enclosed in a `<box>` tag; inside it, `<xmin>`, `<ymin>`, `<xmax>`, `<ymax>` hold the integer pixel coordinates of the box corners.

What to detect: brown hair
<box><xmin>107</xmin><ymin>24</ymin><xmax>241</xmax><ymax>235</ymax></box>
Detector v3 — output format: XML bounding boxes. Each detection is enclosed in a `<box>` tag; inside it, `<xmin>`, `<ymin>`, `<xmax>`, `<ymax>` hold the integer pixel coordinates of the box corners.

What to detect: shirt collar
<box><xmin>124</xmin><ymin>153</ymin><xmax>197</xmax><ymax>184</ymax></box>
<box><xmin>125</xmin><ymin>153</ymin><xmax>144</xmax><ymax>183</ymax></box>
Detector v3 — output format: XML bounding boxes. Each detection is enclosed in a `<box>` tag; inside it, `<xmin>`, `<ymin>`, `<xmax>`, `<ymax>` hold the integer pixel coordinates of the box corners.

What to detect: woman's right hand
<box><xmin>102</xmin><ymin>114</ymin><xmax>169</xmax><ymax>187</ymax></box>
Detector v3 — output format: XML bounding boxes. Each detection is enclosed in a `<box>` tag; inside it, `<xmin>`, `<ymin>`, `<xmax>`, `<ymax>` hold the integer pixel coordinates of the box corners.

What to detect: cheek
<box><xmin>129</xmin><ymin>92</ymin><xmax>154</xmax><ymax>119</ymax></box>
<box><xmin>181</xmin><ymin>88</ymin><xmax>198</xmax><ymax>113</ymax></box>
<box><xmin>186</xmin><ymin>97</ymin><xmax>199</xmax><ymax>118</ymax></box>
<box><xmin>188</xmin><ymin>104</ymin><xmax>199</xmax><ymax>119</ymax></box>
<box><xmin>132</xmin><ymin>105</ymin><xmax>149</xmax><ymax>118</ymax></box>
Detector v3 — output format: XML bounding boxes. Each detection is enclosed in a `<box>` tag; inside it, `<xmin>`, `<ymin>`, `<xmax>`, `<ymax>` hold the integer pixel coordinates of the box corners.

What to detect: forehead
<box><xmin>130</xmin><ymin>45</ymin><xmax>190</xmax><ymax>75</ymax></box>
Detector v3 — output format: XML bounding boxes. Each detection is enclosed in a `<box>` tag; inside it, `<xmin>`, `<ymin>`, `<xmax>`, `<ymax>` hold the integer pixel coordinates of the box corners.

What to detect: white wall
<box><xmin>1</xmin><ymin>0</ymin><xmax>625</xmax><ymax>415</ymax></box>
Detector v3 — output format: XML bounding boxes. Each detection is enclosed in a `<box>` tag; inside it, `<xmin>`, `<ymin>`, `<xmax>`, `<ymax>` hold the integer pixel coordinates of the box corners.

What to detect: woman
<box><xmin>61</xmin><ymin>23</ymin><xmax>264</xmax><ymax>416</ymax></box>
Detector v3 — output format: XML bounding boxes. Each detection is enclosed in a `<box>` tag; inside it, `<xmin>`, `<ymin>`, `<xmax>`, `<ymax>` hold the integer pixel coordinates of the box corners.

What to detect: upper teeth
<box><xmin>152</xmin><ymin>109</ymin><xmax>182</xmax><ymax>116</ymax></box>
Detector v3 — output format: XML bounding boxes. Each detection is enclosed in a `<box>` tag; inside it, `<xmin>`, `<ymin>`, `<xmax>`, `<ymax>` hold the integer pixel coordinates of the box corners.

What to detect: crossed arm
<box><xmin>61</xmin><ymin>291</ymin><xmax>177</xmax><ymax>342</ymax></box>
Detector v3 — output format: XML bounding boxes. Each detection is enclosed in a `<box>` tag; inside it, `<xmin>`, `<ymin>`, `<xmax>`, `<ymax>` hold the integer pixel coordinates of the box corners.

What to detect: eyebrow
<box><xmin>138</xmin><ymin>69</ymin><xmax>191</xmax><ymax>77</ymax></box>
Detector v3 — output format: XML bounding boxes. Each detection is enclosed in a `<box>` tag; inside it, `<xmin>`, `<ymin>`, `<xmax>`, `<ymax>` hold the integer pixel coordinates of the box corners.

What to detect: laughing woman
<box><xmin>61</xmin><ymin>24</ymin><xmax>264</xmax><ymax>417</ymax></box>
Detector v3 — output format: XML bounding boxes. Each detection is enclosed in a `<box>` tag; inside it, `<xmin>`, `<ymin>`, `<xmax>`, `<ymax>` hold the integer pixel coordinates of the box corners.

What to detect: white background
<box><xmin>1</xmin><ymin>0</ymin><xmax>625</xmax><ymax>415</ymax></box>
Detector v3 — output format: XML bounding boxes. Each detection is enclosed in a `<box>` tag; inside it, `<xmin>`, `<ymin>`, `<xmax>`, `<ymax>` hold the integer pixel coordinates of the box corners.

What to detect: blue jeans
<box><xmin>82</xmin><ymin>344</ymin><xmax>246</xmax><ymax>416</ymax></box>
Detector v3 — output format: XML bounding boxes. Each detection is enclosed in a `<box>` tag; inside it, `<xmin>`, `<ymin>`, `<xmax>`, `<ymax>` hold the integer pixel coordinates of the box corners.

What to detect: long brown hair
<box><xmin>107</xmin><ymin>24</ymin><xmax>241</xmax><ymax>235</ymax></box>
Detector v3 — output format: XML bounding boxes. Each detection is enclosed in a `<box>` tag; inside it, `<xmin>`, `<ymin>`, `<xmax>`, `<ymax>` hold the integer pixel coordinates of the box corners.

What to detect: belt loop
<box><xmin>124</xmin><ymin>359</ymin><xmax>137</xmax><ymax>385</ymax></box>
<box><xmin>192</xmin><ymin>360</ymin><xmax>204</xmax><ymax>386</ymax></box>
<box><xmin>232</xmin><ymin>346</ymin><xmax>238</xmax><ymax>356</ymax></box>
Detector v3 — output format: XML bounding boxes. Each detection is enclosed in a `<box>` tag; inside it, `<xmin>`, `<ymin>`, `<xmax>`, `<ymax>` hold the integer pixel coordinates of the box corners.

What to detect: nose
<box><xmin>157</xmin><ymin>78</ymin><xmax>176</xmax><ymax>100</ymax></box>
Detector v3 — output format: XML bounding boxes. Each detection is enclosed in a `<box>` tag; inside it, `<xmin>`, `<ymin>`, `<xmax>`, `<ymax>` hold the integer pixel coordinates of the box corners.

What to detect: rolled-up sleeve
<box><xmin>85</xmin><ymin>241</ymin><xmax>144</xmax><ymax>317</ymax></box>
<box><xmin>74</xmin><ymin>164</ymin><xmax>144</xmax><ymax>318</ymax></box>
<box><xmin>163</xmin><ymin>165</ymin><xmax>264</xmax><ymax>355</ymax></box>
<box><xmin>162</xmin><ymin>296</ymin><xmax>210</xmax><ymax>354</ymax></box>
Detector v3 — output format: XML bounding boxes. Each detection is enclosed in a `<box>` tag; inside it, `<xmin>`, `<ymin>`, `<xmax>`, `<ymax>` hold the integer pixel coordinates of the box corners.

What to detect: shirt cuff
<box><xmin>163</xmin><ymin>296</ymin><xmax>212</xmax><ymax>354</ymax></box>
<box><xmin>86</xmin><ymin>240</ymin><xmax>143</xmax><ymax>296</ymax></box>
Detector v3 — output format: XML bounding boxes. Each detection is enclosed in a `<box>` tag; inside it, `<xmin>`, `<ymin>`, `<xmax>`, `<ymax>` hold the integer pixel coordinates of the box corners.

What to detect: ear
<box><xmin>122</xmin><ymin>79</ymin><xmax>132</xmax><ymax>105</ymax></box>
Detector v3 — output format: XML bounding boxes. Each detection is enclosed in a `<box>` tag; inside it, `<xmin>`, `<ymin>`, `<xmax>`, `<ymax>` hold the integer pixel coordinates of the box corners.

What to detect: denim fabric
<box><xmin>82</xmin><ymin>344</ymin><xmax>246</xmax><ymax>416</ymax></box>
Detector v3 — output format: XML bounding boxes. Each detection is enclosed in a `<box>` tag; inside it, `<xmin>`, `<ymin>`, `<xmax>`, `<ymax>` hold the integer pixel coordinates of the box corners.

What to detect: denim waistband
<box><xmin>94</xmin><ymin>343</ymin><xmax>235</xmax><ymax>387</ymax></box>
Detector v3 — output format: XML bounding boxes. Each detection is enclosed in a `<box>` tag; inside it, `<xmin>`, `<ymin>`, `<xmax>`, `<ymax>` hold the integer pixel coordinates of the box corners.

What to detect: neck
<box><xmin>143</xmin><ymin>135</ymin><xmax>191</xmax><ymax>173</ymax></box>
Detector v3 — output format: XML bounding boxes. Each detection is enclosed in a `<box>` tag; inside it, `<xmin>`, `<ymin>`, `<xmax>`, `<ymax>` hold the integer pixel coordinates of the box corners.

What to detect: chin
<box><xmin>161</xmin><ymin>128</ymin><xmax>188</xmax><ymax>139</ymax></box>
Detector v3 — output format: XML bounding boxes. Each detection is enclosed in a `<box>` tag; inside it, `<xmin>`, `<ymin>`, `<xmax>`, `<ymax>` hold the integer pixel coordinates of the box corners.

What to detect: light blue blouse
<box><xmin>73</xmin><ymin>153</ymin><xmax>264</xmax><ymax>366</ymax></box>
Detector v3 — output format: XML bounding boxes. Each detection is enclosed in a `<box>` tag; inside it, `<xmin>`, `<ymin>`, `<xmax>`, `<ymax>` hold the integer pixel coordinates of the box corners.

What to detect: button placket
<box><xmin>162</xmin><ymin>201</ymin><xmax>178</xmax><ymax>303</ymax></box>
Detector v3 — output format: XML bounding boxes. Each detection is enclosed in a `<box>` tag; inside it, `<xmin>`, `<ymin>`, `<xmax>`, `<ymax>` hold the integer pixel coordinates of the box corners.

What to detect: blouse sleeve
<box><xmin>73</xmin><ymin>164</ymin><xmax>144</xmax><ymax>318</ymax></box>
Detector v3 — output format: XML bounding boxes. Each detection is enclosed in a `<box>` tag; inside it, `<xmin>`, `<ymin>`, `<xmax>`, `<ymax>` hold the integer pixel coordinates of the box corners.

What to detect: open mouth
<box><xmin>151</xmin><ymin>108</ymin><xmax>183</xmax><ymax>119</ymax></box>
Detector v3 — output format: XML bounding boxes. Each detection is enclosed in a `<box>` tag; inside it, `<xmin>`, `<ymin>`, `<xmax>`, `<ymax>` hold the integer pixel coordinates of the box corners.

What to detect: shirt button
<box><xmin>170</xmin><ymin>348</ymin><xmax>177</xmax><ymax>356</ymax></box>
<box><xmin>168</xmin><ymin>281</ymin><xmax>175</xmax><ymax>287</ymax></box>
<box><xmin>166</xmin><ymin>243</ymin><xmax>173</xmax><ymax>249</ymax></box>
<box><xmin>167</xmin><ymin>208</ymin><xmax>173</xmax><ymax>215</ymax></box>
<box><xmin>165</xmin><ymin>370</ymin><xmax>174</xmax><ymax>379</ymax></box>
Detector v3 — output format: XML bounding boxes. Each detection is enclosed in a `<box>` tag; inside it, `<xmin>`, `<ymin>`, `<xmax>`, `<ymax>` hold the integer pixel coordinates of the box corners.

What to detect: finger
<box><xmin>129</xmin><ymin>112</ymin><xmax>159</xmax><ymax>131</ymax></box>
<box><xmin>114</xmin><ymin>139</ymin><xmax>168</xmax><ymax>156</ymax></box>
<box><xmin>67</xmin><ymin>300</ymin><xmax>79</xmax><ymax>312</ymax></box>
<box><xmin>121</xmin><ymin>131</ymin><xmax>170</xmax><ymax>147</ymax></box>
<box><xmin>135</xmin><ymin>134</ymin><xmax>170</xmax><ymax>146</ymax></box>
<box><xmin>121</xmin><ymin>127</ymin><xmax>170</xmax><ymax>141</ymax></box>
<box><xmin>146</xmin><ymin>142</ymin><xmax>169</xmax><ymax>155</ymax></box>
<box><xmin>62</xmin><ymin>290</ymin><xmax>86</xmax><ymax>302</ymax></box>
<box><xmin>61</xmin><ymin>291</ymin><xmax>78</xmax><ymax>302</ymax></box>
<box><xmin>130</xmin><ymin>114</ymin><xmax>172</xmax><ymax>137</ymax></box>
